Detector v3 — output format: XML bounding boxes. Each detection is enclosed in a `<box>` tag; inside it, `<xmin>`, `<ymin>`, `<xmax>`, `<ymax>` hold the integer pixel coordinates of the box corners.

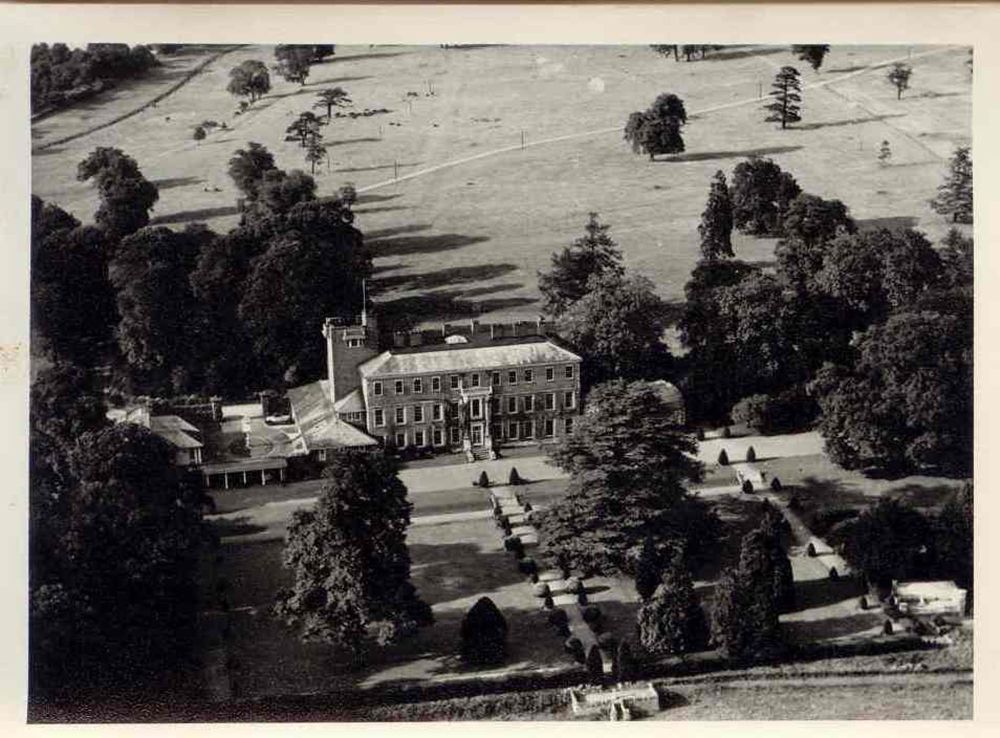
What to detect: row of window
<box><xmin>372</xmin><ymin>391</ymin><xmax>576</xmax><ymax>427</ymax></box>
<box><xmin>389</xmin><ymin>417</ymin><xmax>575</xmax><ymax>448</ymax></box>
<box><xmin>373</xmin><ymin>364</ymin><xmax>576</xmax><ymax>397</ymax></box>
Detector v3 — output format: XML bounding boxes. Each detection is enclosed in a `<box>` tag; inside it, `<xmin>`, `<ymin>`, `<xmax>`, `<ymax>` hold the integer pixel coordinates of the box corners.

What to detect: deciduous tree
<box><xmin>792</xmin><ymin>44</ymin><xmax>830</xmax><ymax>71</ymax></box>
<box><xmin>77</xmin><ymin>147</ymin><xmax>159</xmax><ymax>241</ymax></box>
<box><xmin>557</xmin><ymin>272</ymin><xmax>673</xmax><ymax>386</ymax></box>
<box><xmin>887</xmin><ymin>63</ymin><xmax>912</xmax><ymax>100</ymax></box>
<box><xmin>315</xmin><ymin>86</ymin><xmax>352</xmax><ymax>120</ymax></box>
<box><xmin>624</xmin><ymin>93</ymin><xmax>687</xmax><ymax>160</ymax></box>
<box><xmin>811</xmin><ymin>309</ymin><xmax>972</xmax><ymax>475</ymax></box>
<box><xmin>275</xmin><ymin>450</ymin><xmax>431</xmax><ymax>654</ymax></box>
<box><xmin>730</xmin><ymin>157</ymin><xmax>802</xmax><ymax>236</ymax></box>
<box><xmin>227</xmin><ymin>142</ymin><xmax>277</xmax><ymax>202</ymax></box>
<box><xmin>274</xmin><ymin>45</ymin><xmax>314</xmax><ymax>85</ymax></box>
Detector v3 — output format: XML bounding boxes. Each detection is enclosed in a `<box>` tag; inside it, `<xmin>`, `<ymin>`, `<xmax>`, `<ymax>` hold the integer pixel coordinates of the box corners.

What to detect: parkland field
<box><xmin>31</xmin><ymin>44</ymin><xmax>972</xmax><ymax>327</ymax></box>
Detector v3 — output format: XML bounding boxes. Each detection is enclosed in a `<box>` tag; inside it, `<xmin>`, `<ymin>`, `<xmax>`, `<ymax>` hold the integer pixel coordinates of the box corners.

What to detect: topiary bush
<box><xmin>518</xmin><ymin>558</ymin><xmax>538</xmax><ymax>577</ymax></box>
<box><xmin>771</xmin><ymin>477</ymin><xmax>783</xmax><ymax>491</ymax></box>
<box><xmin>746</xmin><ymin>445</ymin><xmax>757</xmax><ymax>463</ymax></box>
<box><xmin>547</xmin><ymin>608</ymin><xmax>569</xmax><ymax>630</ymax></box>
<box><xmin>529</xmin><ymin>571</ymin><xmax>539</xmax><ymax>584</ymax></box>
<box><xmin>533</xmin><ymin>582</ymin><xmax>551</xmax><ymax>598</ymax></box>
<box><xmin>542</xmin><ymin>594</ymin><xmax>554</xmax><ymax>610</ymax></box>
<box><xmin>829</xmin><ymin>566</ymin><xmax>839</xmax><ymax>581</ymax></box>
<box><xmin>742</xmin><ymin>479</ymin><xmax>754</xmax><ymax>494</ymax></box>
<box><xmin>582</xmin><ymin>606</ymin><xmax>603</xmax><ymax>626</ymax></box>
<box><xmin>859</xmin><ymin>596</ymin><xmax>868</xmax><ymax>610</ymax></box>
<box><xmin>578</xmin><ymin>590</ymin><xmax>588</xmax><ymax>605</ymax></box>
<box><xmin>460</xmin><ymin>597</ymin><xmax>508</xmax><ymax>665</ymax></box>
<box><xmin>508</xmin><ymin>467</ymin><xmax>523</xmax><ymax>485</ymax></box>
<box><xmin>503</xmin><ymin>536</ymin><xmax>523</xmax><ymax>556</ymax></box>
<box><xmin>564</xmin><ymin>636</ymin><xmax>585</xmax><ymax>663</ymax></box>
<box><xmin>523</xmin><ymin>501</ymin><xmax>533</xmax><ymax>513</ymax></box>
<box><xmin>585</xmin><ymin>645</ymin><xmax>604</xmax><ymax>683</ymax></box>
<box><xmin>806</xmin><ymin>542</ymin><xmax>817</xmax><ymax>557</ymax></box>
<box><xmin>722</xmin><ymin>426</ymin><xmax>732</xmax><ymax>439</ymax></box>
<box><xmin>478</xmin><ymin>470</ymin><xmax>490</xmax><ymax>488</ymax></box>
<box><xmin>883</xmin><ymin>619</ymin><xmax>894</xmax><ymax>635</ymax></box>
<box><xmin>696</xmin><ymin>427</ymin><xmax>706</xmax><ymax>441</ymax></box>
<box><xmin>718</xmin><ymin>449</ymin><xmax>729</xmax><ymax>466</ymax></box>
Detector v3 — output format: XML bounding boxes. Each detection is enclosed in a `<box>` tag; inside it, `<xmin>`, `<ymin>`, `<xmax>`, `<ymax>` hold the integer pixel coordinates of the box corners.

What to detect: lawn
<box><xmin>32</xmin><ymin>44</ymin><xmax>971</xmax><ymax>328</ymax></box>
<box><xmin>200</xmin><ymin>516</ymin><xmax>575</xmax><ymax>700</ymax></box>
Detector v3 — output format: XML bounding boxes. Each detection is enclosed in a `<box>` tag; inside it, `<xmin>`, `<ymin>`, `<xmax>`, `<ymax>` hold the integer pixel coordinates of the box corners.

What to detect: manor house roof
<box><xmin>358</xmin><ymin>338</ymin><xmax>582</xmax><ymax>379</ymax></box>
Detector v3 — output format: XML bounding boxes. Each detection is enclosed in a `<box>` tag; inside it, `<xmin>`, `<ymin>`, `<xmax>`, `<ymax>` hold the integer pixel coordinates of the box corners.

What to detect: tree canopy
<box><xmin>537</xmin><ymin>212</ymin><xmax>624</xmax><ymax>317</ymax></box>
<box><xmin>730</xmin><ymin>157</ymin><xmax>802</xmax><ymax>236</ymax></box>
<box><xmin>792</xmin><ymin>45</ymin><xmax>830</xmax><ymax>71</ymax></box>
<box><xmin>557</xmin><ymin>271</ymin><xmax>673</xmax><ymax>386</ymax></box>
<box><xmin>698</xmin><ymin>171</ymin><xmax>734</xmax><ymax>261</ymax></box>
<box><xmin>811</xmin><ymin>309</ymin><xmax>972</xmax><ymax>475</ymax></box>
<box><xmin>930</xmin><ymin>146</ymin><xmax>973</xmax><ymax>224</ymax></box>
<box><xmin>764</xmin><ymin>66</ymin><xmax>803</xmax><ymax>129</ymax></box>
<box><xmin>273</xmin><ymin>45</ymin><xmax>314</xmax><ymax>84</ymax></box>
<box><xmin>275</xmin><ymin>450</ymin><xmax>431</xmax><ymax>653</ymax></box>
<box><xmin>227</xmin><ymin>142</ymin><xmax>277</xmax><ymax>201</ymax></box>
<box><xmin>637</xmin><ymin>548</ymin><xmax>708</xmax><ymax>655</ymax></box>
<box><xmin>535</xmin><ymin>380</ymin><xmax>706</xmax><ymax>574</ymax></box>
<box><xmin>227</xmin><ymin>59</ymin><xmax>271</xmax><ymax>103</ymax></box>
<box><xmin>624</xmin><ymin>93</ymin><xmax>687</xmax><ymax>160</ymax></box>
<box><xmin>76</xmin><ymin>147</ymin><xmax>159</xmax><ymax>242</ymax></box>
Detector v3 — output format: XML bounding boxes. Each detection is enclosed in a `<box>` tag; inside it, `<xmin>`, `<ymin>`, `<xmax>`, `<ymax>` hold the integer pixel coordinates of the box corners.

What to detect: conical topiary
<box><xmin>770</xmin><ymin>477</ymin><xmax>782</xmax><ymax>491</ymax></box>
<box><xmin>586</xmin><ymin>645</ymin><xmax>604</xmax><ymax>683</ymax></box>
<box><xmin>508</xmin><ymin>467</ymin><xmax>522</xmax><ymax>485</ymax></box>
<box><xmin>478</xmin><ymin>470</ymin><xmax>490</xmax><ymax>488</ymax></box>
<box><xmin>722</xmin><ymin>426</ymin><xmax>732</xmax><ymax>439</ymax></box>
<box><xmin>718</xmin><ymin>449</ymin><xmax>729</xmax><ymax>466</ymax></box>
<box><xmin>746</xmin><ymin>446</ymin><xmax>757</xmax><ymax>463</ymax></box>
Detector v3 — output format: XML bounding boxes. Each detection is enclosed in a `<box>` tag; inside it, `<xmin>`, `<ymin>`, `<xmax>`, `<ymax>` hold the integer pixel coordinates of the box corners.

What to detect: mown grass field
<box><xmin>32</xmin><ymin>44</ymin><xmax>971</xmax><ymax>327</ymax></box>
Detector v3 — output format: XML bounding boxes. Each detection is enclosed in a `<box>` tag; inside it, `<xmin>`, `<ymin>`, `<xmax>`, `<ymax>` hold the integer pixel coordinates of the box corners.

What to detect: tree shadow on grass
<box><xmin>668</xmin><ymin>145</ymin><xmax>802</xmax><ymax>163</ymax></box>
<box><xmin>32</xmin><ymin>146</ymin><xmax>65</xmax><ymax>156</ymax></box>
<box><xmin>791</xmin><ymin>574</ymin><xmax>864</xmax><ymax>612</ymax></box>
<box><xmin>366</xmin><ymin>223</ymin><xmax>433</xmax><ymax>240</ymax></box>
<box><xmin>355</xmin><ymin>205</ymin><xmax>413</xmax><ymax>215</ymax></box>
<box><xmin>211</xmin><ymin>517</ymin><xmax>269</xmax><ymax>539</ymax></box>
<box><xmin>703</xmin><ymin>45</ymin><xmax>786</xmax><ymax>62</ymax></box>
<box><xmin>153</xmin><ymin>176</ymin><xmax>204</xmax><ymax>190</ymax></box>
<box><xmin>334</xmin><ymin>161</ymin><xmax>421</xmax><ymax>174</ymax></box>
<box><xmin>692</xmin><ymin>495</ymin><xmax>767</xmax><ymax>583</ymax></box>
<box><xmin>376</xmin><ymin>263</ymin><xmax>517</xmax><ymax>292</ymax></box>
<box><xmin>460</xmin><ymin>282</ymin><xmax>526</xmax><ymax>299</ymax></box>
<box><xmin>356</xmin><ymin>192</ymin><xmax>402</xmax><ymax>205</ymax></box>
<box><xmin>304</xmin><ymin>75</ymin><xmax>374</xmax><ymax>88</ymax></box>
<box><xmin>326</xmin><ymin>136</ymin><xmax>382</xmax><ymax>148</ymax></box>
<box><xmin>371</xmin><ymin>233</ymin><xmax>490</xmax><ymax>259</ymax></box>
<box><xmin>377</xmin><ymin>290</ymin><xmax>537</xmax><ymax>326</ymax></box>
<box><xmin>795</xmin><ymin>113</ymin><xmax>906</xmax><ymax>131</ymax></box>
<box><xmin>856</xmin><ymin>215</ymin><xmax>919</xmax><ymax>231</ymax></box>
<box><xmin>825</xmin><ymin>65</ymin><xmax>870</xmax><ymax>75</ymax></box>
<box><xmin>782</xmin><ymin>612</ymin><xmax>882</xmax><ymax>643</ymax></box>
<box><xmin>331</xmin><ymin>50</ymin><xmax>412</xmax><ymax>64</ymax></box>
<box><xmin>150</xmin><ymin>204</ymin><xmax>240</xmax><ymax>225</ymax></box>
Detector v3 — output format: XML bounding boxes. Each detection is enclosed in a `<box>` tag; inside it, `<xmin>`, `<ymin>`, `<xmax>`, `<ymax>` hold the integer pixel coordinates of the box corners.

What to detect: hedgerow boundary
<box><xmin>32</xmin><ymin>45</ymin><xmax>244</xmax><ymax>153</ymax></box>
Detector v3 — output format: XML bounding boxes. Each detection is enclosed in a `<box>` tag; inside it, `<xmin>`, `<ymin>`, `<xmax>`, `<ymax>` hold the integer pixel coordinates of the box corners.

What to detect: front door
<box><xmin>470</xmin><ymin>422</ymin><xmax>484</xmax><ymax>447</ymax></box>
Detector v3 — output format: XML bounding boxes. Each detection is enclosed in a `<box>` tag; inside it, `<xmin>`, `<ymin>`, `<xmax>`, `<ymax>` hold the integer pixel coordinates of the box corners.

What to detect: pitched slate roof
<box><xmin>287</xmin><ymin>380</ymin><xmax>377</xmax><ymax>451</ymax></box>
<box><xmin>358</xmin><ymin>339</ymin><xmax>582</xmax><ymax>379</ymax></box>
<box><xmin>333</xmin><ymin>387</ymin><xmax>365</xmax><ymax>413</ymax></box>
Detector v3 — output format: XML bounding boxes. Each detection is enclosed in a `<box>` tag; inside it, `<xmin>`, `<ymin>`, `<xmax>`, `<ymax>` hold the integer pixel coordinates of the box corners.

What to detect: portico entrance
<box><xmin>470</xmin><ymin>422</ymin><xmax>484</xmax><ymax>447</ymax></box>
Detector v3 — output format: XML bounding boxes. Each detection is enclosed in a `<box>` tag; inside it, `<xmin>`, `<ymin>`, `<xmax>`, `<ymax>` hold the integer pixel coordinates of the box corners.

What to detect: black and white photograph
<box><xmin>7</xmin><ymin>2</ymin><xmax>988</xmax><ymax>726</ymax></box>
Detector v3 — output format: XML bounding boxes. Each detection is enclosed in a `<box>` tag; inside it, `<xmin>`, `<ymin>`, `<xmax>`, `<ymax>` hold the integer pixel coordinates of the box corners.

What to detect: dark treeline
<box><xmin>29</xmin><ymin>141</ymin><xmax>369</xmax><ymax>706</ymax></box>
<box><xmin>31</xmin><ymin>43</ymin><xmax>160</xmax><ymax>114</ymax></box>
<box><xmin>680</xmin><ymin>154</ymin><xmax>972</xmax><ymax>477</ymax></box>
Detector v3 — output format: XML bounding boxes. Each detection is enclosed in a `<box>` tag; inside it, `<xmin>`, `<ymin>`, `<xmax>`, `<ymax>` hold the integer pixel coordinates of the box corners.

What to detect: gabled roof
<box><xmin>358</xmin><ymin>339</ymin><xmax>582</xmax><ymax>379</ymax></box>
<box><xmin>333</xmin><ymin>387</ymin><xmax>365</xmax><ymax>413</ymax></box>
<box><xmin>287</xmin><ymin>380</ymin><xmax>377</xmax><ymax>451</ymax></box>
<box><xmin>150</xmin><ymin>414</ymin><xmax>200</xmax><ymax>434</ymax></box>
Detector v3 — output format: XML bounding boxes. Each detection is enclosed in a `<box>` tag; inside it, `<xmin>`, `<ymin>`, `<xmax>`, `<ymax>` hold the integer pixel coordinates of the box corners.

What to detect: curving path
<box><xmin>355</xmin><ymin>45</ymin><xmax>963</xmax><ymax>195</ymax></box>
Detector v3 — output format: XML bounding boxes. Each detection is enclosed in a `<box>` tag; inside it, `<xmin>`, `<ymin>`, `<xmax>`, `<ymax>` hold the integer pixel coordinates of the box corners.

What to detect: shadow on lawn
<box><xmin>856</xmin><ymin>215</ymin><xmax>920</xmax><ymax>232</ymax></box>
<box><xmin>795</xmin><ymin>113</ymin><xmax>906</xmax><ymax>131</ymax></box>
<box><xmin>334</xmin><ymin>161</ymin><xmax>421</xmax><ymax>174</ymax></box>
<box><xmin>377</xmin><ymin>291</ymin><xmax>538</xmax><ymax>326</ymax></box>
<box><xmin>792</xmin><ymin>575</ymin><xmax>863</xmax><ymax>612</ymax></box>
<box><xmin>356</xmin><ymin>192</ymin><xmax>402</xmax><ymax>205</ymax></box>
<box><xmin>326</xmin><ymin>136</ymin><xmax>383</xmax><ymax>148</ymax></box>
<box><xmin>211</xmin><ymin>517</ymin><xmax>269</xmax><ymax>539</ymax></box>
<box><xmin>376</xmin><ymin>262</ymin><xmax>518</xmax><ymax>291</ymax></box>
<box><xmin>782</xmin><ymin>612</ymin><xmax>880</xmax><ymax>643</ymax></box>
<box><xmin>702</xmin><ymin>46</ymin><xmax>786</xmax><ymax>62</ymax></box>
<box><xmin>372</xmin><ymin>233</ymin><xmax>491</xmax><ymax>259</ymax></box>
<box><xmin>366</xmin><ymin>222</ymin><xmax>433</xmax><ymax>240</ymax></box>
<box><xmin>153</xmin><ymin>175</ymin><xmax>204</xmax><ymax>190</ymax></box>
<box><xmin>150</xmin><ymin>204</ymin><xmax>240</xmax><ymax>225</ymax></box>
<box><xmin>668</xmin><ymin>144</ymin><xmax>802</xmax><ymax>163</ymax></box>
